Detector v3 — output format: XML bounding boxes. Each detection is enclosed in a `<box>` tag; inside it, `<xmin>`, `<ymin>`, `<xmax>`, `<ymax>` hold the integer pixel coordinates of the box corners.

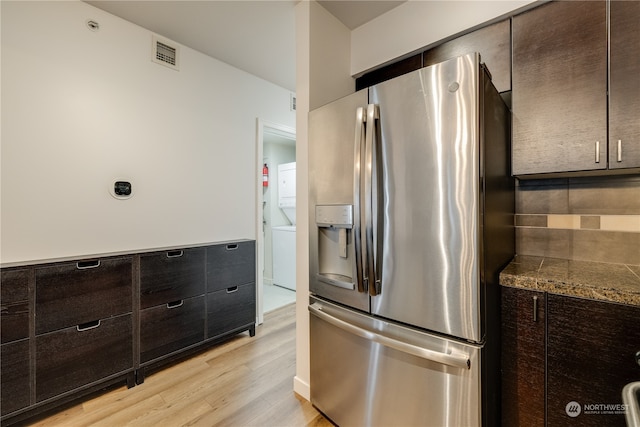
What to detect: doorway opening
<box><xmin>256</xmin><ymin>119</ymin><xmax>296</xmax><ymax>324</ymax></box>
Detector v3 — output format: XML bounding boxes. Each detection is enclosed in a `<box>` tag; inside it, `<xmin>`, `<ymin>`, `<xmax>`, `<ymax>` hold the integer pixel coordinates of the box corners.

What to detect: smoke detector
<box><xmin>152</xmin><ymin>35</ymin><xmax>180</xmax><ymax>71</ymax></box>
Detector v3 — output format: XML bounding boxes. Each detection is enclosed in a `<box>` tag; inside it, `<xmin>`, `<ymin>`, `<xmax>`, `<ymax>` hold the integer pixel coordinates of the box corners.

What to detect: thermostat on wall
<box><xmin>110</xmin><ymin>180</ymin><xmax>133</xmax><ymax>199</ymax></box>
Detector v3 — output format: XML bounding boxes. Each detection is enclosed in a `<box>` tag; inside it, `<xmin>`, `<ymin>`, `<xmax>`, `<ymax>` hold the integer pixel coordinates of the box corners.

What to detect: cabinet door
<box><xmin>423</xmin><ymin>19</ymin><xmax>511</xmax><ymax>93</ymax></box>
<box><xmin>206</xmin><ymin>241</ymin><xmax>255</xmax><ymax>292</ymax></box>
<box><xmin>547</xmin><ymin>295</ymin><xmax>640</xmax><ymax>426</ymax></box>
<box><xmin>1</xmin><ymin>339</ymin><xmax>30</xmax><ymax>416</ymax></box>
<box><xmin>35</xmin><ymin>257</ymin><xmax>132</xmax><ymax>335</ymax></box>
<box><xmin>355</xmin><ymin>54</ymin><xmax>422</xmax><ymax>91</ymax></box>
<box><xmin>609</xmin><ymin>0</ymin><xmax>640</xmax><ymax>169</ymax></box>
<box><xmin>207</xmin><ymin>283</ymin><xmax>255</xmax><ymax>339</ymax></box>
<box><xmin>35</xmin><ymin>314</ymin><xmax>133</xmax><ymax>402</ymax></box>
<box><xmin>1</xmin><ymin>268</ymin><xmax>30</xmax><ymax>344</ymax></box>
<box><xmin>140</xmin><ymin>248</ymin><xmax>205</xmax><ymax>309</ymax></box>
<box><xmin>501</xmin><ymin>286</ymin><xmax>545</xmax><ymax>427</ymax></box>
<box><xmin>139</xmin><ymin>296</ymin><xmax>205</xmax><ymax>364</ymax></box>
<box><xmin>512</xmin><ymin>1</ymin><xmax>607</xmax><ymax>175</ymax></box>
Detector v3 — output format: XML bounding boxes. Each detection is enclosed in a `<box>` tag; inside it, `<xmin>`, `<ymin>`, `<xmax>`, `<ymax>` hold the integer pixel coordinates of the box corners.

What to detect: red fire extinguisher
<box><xmin>262</xmin><ymin>163</ymin><xmax>269</xmax><ymax>187</ymax></box>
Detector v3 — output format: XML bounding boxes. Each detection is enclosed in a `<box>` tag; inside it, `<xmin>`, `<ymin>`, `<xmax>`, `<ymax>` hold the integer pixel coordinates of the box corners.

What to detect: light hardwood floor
<box><xmin>27</xmin><ymin>304</ymin><xmax>333</xmax><ymax>427</ymax></box>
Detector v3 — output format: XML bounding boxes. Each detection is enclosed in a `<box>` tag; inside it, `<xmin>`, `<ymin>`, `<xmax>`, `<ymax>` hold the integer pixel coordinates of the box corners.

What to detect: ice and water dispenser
<box><xmin>314</xmin><ymin>204</ymin><xmax>355</xmax><ymax>290</ymax></box>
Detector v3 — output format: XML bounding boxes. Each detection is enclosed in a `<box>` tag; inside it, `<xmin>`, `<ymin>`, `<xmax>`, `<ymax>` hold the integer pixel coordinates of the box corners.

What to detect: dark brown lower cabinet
<box><xmin>1</xmin><ymin>240</ymin><xmax>256</xmax><ymax>424</ymax></box>
<box><xmin>140</xmin><ymin>295</ymin><xmax>206</xmax><ymax>364</ymax></box>
<box><xmin>547</xmin><ymin>295</ymin><xmax>640</xmax><ymax>426</ymax></box>
<box><xmin>35</xmin><ymin>314</ymin><xmax>133</xmax><ymax>402</ymax></box>
<box><xmin>139</xmin><ymin>248</ymin><xmax>206</xmax><ymax>309</ymax></box>
<box><xmin>206</xmin><ymin>241</ymin><xmax>256</xmax><ymax>293</ymax></box>
<box><xmin>35</xmin><ymin>257</ymin><xmax>132</xmax><ymax>335</ymax></box>
<box><xmin>501</xmin><ymin>286</ymin><xmax>546</xmax><ymax>427</ymax></box>
<box><xmin>1</xmin><ymin>339</ymin><xmax>30</xmax><ymax>416</ymax></box>
<box><xmin>502</xmin><ymin>286</ymin><xmax>640</xmax><ymax>427</ymax></box>
<box><xmin>1</xmin><ymin>268</ymin><xmax>30</xmax><ymax>344</ymax></box>
<box><xmin>207</xmin><ymin>282</ymin><xmax>256</xmax><ymax>339</ymax></box>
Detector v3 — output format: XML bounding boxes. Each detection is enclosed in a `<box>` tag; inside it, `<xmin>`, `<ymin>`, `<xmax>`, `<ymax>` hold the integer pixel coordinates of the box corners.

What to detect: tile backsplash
<box><xmin>515</xmin><ymin>175</ymin><xmax>640</xmax><ymax>265</ymax></box>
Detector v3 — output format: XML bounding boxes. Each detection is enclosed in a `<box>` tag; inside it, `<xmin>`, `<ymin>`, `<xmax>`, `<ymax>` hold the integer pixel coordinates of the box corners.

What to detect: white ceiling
<box><xmin>85</xmin><ymin>1</ymin><xmax>406</xmax><ymax>92</ymax></box>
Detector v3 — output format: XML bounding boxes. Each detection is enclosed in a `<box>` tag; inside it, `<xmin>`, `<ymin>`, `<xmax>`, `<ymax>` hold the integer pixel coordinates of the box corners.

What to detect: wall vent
<box><xmin>290</xmin><ymin>93</ymin><xmax>296</xmax><ymax>111</ymax></box>
<box><xmin>152</xmin><ymin>35</ymin><xmax>179</xmax><ymax>71</ymax></box>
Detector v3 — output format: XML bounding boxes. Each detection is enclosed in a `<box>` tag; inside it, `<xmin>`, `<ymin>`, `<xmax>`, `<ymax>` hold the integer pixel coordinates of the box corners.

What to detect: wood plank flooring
<box><xmin>26</xmin><ymin>304</ymin><xmax>333</xmax><ymax>427</ymax></box>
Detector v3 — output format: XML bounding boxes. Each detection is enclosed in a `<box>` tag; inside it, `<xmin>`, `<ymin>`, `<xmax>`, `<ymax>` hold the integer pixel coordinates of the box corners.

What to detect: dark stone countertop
<box><xmin>500</xmin><ymin>255</ymin><xmax>640</xmax><ymax>307</ymax></box>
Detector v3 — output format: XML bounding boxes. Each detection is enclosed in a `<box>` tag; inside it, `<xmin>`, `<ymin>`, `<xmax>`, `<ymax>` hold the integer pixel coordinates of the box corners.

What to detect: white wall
<box><xmin>0</xmin><ymin>1</ymin><xmax>295</xmax><ymax>264</ymax></box>
<box><xmin>351</xmin><ymin>0</ymin><xmax>537</xmax><ymax>77</ymax></box>
<box><xmin>293</xmin><ymin>0</ymin><xmax>353</xmax><ymax>400</ymax></box>
<box><xmin>262</xmin><ymin>141</ymin><xmax>295</xmax><ymax>283</ymax></box>
<box><xmin>265</xmin><ymin>144</ymin><xmax>296</xmax><ymax>229</ymax></box>
<box><xmin>308</xmin><ymin>2</ymin><xmax>354</xmax><ymax>110</ymax></box>
<box><xmin>294</xmin><ymin>0</ymin><xmax>312</xmax><ymax>401</ymax></box>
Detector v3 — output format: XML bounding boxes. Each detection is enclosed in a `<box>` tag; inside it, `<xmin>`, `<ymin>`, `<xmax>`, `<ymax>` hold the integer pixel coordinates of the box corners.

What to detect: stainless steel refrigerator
<box><xmin>308</xmin><ymin>53</ymin><xmax>514</xmax><ymax>427</ymax></box>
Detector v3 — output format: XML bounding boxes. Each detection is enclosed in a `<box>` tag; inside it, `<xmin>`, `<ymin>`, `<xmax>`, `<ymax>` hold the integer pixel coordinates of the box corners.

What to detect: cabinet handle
<box><xmin>617</xmin><ymin>140</ymin><xmax>623</xmax><ymax>163</ymax></box>
<box><xmin>166</xmin><ymin>300</ymin><xmax>184</xmax><ymax>309</ymax></box>
<box><xmin>166</xmin><ymin>250</ymin><xmax>183</xmax><ymax>258</ymax></box>
<box><xmin>226</xmin><ymin>286</ymin><xmax>239</xmax><ymax>293</ymax></box>
<box><xmin>533</xmin><ymin>295</ymin><xmax>539</xmax><ymax>322</ymax></box>
<box><xmin>226</xmin><ymin>244</ymin><xmax>238</xmax><ymax>251</ymax></box>
<box><xmin>77</xmin><ymin>260</ymin><xmax>100</xmax><ymax>270</ymax></box>
<box><xmin>77</xmin><ymin>320</ymin><xmax>101</xmax><ymax>331</ymax></box>
<box><xmin>595</xmin><ymin>141</ymin><xmax>600</xmax><ymax>163</ymax></box>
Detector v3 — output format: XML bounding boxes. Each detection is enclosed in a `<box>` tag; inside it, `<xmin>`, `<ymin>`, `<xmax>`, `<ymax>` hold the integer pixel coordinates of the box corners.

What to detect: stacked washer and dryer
<box><xmin>272</xmin><ymin>162</ymin><xmax>296</xmax><ymax>291</ymax></box>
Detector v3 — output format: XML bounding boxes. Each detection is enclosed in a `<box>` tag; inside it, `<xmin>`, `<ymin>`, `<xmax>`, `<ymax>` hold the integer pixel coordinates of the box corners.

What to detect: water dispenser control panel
<box><xmin>315</xmin><ymin>205</ymin><xmax>353</xmax><ymax>228</ymax></box>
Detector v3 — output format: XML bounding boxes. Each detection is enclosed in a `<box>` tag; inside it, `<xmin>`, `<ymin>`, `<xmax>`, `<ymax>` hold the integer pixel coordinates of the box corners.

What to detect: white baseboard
<box><xmin>293</xmin><ymin>375</ymin><xmax>310</xmax><ymax>401</ymax></box>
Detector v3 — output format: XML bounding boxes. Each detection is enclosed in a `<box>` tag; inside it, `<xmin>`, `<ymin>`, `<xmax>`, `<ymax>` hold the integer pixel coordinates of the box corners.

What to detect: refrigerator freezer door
<box><xmin>369</xmin><ymin>53</ymin><xmax>482</xmax><ymax>342</ymax></box>
<box><xmin>309</xmin><ymin>297</ymin><xmax>481</xmax><ymax>427</ymax></box>
<box><xmin>309</xmin><ymin>89</ymin><xmax>370</xmax><ymax>312</ymax></box>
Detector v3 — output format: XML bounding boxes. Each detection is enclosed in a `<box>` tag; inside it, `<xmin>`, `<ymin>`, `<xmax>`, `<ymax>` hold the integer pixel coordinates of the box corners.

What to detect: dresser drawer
<box><xmin>1</xmin><ymin>339</ymin><xmax>30</xmax><ymax>416</ymax></box>
<box><xmin>1</xmin><ymin>268</ymin><xmax>30</xmax><ymax>344</ymax></box>
<box><xmin>207</xmin><ymin>283</ymin><xmax>255</xmax><ymax>339</ymax></box>
<box><xmin>35</xmin><ymin>257</ymin><xmax>132</xmax><ymax>335</ymax></box>
<box><xmin>206</xmin><ymin>241</ymin><xmax>255</xmax><ymax>292</ymax></box>
<box><xmin>140</xmin><ymin>248</ymin><xmax>205</xmax><ymax>309</ymax></box>
<box><xmin>35</xmin><ymin>313</ymin><xmax>133</xmax><ymax>402</ymax></box>
<box><xmin>140</xmin><ymin>295</ymin><xmax>205</xmax><ymax>364</ymax></box>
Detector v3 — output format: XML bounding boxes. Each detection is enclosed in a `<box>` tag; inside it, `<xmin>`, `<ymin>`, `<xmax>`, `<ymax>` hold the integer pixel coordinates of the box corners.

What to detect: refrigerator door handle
<box><xmin>309</xmin><ymin>303</ymin><xmax>471</xmax><ymax>370</ymax></box>
<box><xmin>353</xmin><ymin>107</ymin><xmax>367</xmax><ymax>293</ymax></box>
<box><xmin>365</xmin><ymin>104</ymin><xmax>381</xmax><ymax>296</ymax></box>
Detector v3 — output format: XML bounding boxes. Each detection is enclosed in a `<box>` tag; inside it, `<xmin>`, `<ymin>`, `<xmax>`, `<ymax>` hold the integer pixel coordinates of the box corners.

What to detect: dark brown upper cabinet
<box><xmin>609</xmin><ymin>0</ymin><xmax>640</xmax><ymax>170</ymax></box>
<box><xmin>512</xmin><ymin>0</ymin><xmax>640</xmax><ymax>177</ymax></box>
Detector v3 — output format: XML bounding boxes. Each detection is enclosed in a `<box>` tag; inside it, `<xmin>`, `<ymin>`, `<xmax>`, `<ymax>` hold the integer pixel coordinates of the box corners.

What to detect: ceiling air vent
<box><xmin>152</xmin><ymin>35</ymin><xmax>179</xmax><ymax>71</ymax></box>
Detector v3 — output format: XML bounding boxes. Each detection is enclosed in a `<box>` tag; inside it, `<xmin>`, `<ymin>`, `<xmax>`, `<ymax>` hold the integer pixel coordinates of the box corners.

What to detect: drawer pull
<box><xmin>77</xmin><ymin>260</ymin><xmax>100</xmax><ymax>270</ymax></box>
<box><xmin>77</xmin><ymin>320</ymin><xmax>101</xmax><ymax>332</ymax></box>
<box><xmin>166</xmin><ymin>300</ymin><xmax>184</xmax><ymax>309</ymax></box>
<box><xmin>226</xmin><ymin>244</ymin><xmax>239</xmax><ymax>251</ymax></box>
<box><xmin>226</xmin><ymin>286</ymin><xmax>239</xmax><ymax>294</ymax></box>
<box><xmin>617</xmin><ymin>139</ymin><xmax>623</xmax><ymax>162</ymax></box>
<box><xmin>595</xmin><ymin>141</ymin><xmax>600</xmax><ymax>163</ymax></box>
<box><xmin>166</xmin><ymin>250</ymin><xmax>184</xmax><ymax>258</ymax></box>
